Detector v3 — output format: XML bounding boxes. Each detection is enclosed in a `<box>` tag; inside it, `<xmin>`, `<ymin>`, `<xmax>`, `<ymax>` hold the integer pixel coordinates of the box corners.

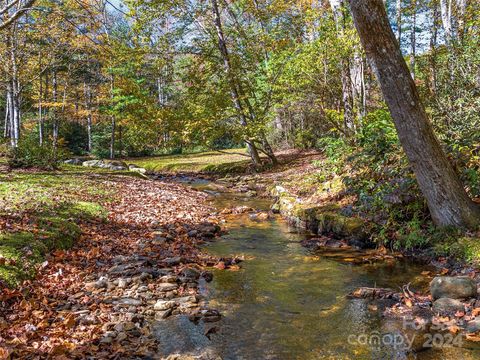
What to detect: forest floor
<box><xmin>0</xmin><ymin>165</ymin><xmax>231</xmax><ymax>358</ymax></box>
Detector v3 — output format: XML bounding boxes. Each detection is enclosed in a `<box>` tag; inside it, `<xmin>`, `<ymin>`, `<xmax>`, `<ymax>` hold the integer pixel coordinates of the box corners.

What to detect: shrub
<box><xmin>294</xmin><ymin>129</ymin><xmax>316</xmax><ymax>149</ymax></box>
<box><xmin>359</xmin><ymin>109</ymin><xmax>398</xmax><ymax>159</ymax></box>
<box><xmin>8</xmin><ymin>136</ymin><xmax>69</xmax><ymax>169</ymax></box>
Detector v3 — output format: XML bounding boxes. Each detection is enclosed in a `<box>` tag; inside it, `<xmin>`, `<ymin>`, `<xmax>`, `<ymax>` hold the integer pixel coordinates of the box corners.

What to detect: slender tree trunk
<box><xmin>210</xmin><ymin>0</ymin><xmax>261</xmax><ymax>166</ymax></box>
<box><xmin>38</xmin><ymin>72</ymin><xmax>44</xmax><ymax>146</ymax></box>
<box><xmin>429</xmin><ymin>0</ymin><xmax>439</xmax><ymax>95</ymax></box>
<box><xmin>440</xmin><ymin>0</ymin><xmax>453</xmax><ymax>44</ymax></box>
<box><xmin>351</xmin><ymin>51</ymin><xmax>365</xmax><ymax>122</ymax></box>
<box><xmin>118</xmin><ymin>125</ymin><xmax>123</xmax><ymax>157</ymax></box>
<box><xmin>9</xmin><ymin>33</ymin><xmax>20</xmax><ymax>148</ymax></box>
<box><xmin>410</xmin><ymin>0</ymin><xmax>416</xmax><ymax>79</ymax></box>
<box><xmin>348</xmin><ymin>0</ymin><xmax>480</xmax><ymax>228</ymax></box>
<box><xmin>455</xmin><ymin>0</ymin><xmax>466</xmax><ymax>40</ymax></box>
<box><xmin>157</xmin><ymin>77</ymin><xmax>163</xmax><ymax>106</ymax></box>
<box><xmin>4</xmin><ymin>92</ymin><xmax>10</xmax><ymax>138</ymax></box>
<box><xmin>396</xmin><ymin>0</ymin><xmax>402</xmax><ymax>45</ymax></box>
<box><xmin>84</xmin><ymin>82</ymin><xmax>92</xmax><ymax>152</ymax></box>
<box><xmin>109</xmin><ymin>76</ymin><xmax>115</xmax><ymax>159</ymax></box>
<box><xmin>52</xmin><ymin>69</ymin><xmax>59</xmax><ymax>155</ymax></box>
<box><xmin>329</xmin><ymin>0</ymin><xmax>355</xmax><ymax>136</ymax></box>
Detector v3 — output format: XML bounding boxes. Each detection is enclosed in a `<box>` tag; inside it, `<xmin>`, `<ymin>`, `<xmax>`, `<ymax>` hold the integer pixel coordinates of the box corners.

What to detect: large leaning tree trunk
<box><xmin>348</xmin><ymin>0</ymin><xmax>480</xmax><ymax>228</ymax></box>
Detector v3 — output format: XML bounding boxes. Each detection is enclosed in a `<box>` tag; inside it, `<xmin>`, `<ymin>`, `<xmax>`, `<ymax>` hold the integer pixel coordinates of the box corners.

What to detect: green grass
<box><xmin>0</xmin><ymin>167</ymin><xmax>114</xmax><ymax>287</ymax></box>
<box><xmin>128</xmin><ymin>148</ymin><xmax>254</xmax><ymax>173</ymax></box>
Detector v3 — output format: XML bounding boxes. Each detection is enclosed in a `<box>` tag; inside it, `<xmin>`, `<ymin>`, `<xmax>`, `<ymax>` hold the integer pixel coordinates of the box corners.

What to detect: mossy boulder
<box><xmin>430</xmin><ymin>276</ymin><xmax>477</xmax><ymax>300</ymax></box>
<box><xmin>316</xmin><ymin>212</ymin><xmax>366</xmax><ymax>240</ymax></box>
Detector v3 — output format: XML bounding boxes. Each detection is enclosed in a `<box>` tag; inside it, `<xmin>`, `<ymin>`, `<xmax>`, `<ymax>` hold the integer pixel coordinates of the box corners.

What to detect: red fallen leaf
<box><xmin>449</xmin><ymin>325</ymin><xmax>460</xmax><ymax>334</ymax></box>
<box><xmin>466</xmin><ymin>333</ymin><xmax>480</xmax><ymax>342</ymax></box>
<box><xmin>0</xmin><ymin>347</ymin><xmax>10</xmax><ymax>360</ymax></box>
<box><xmin>214</xmin><ymin>261</ymin><xmax>226</xmax><ymax>270</ymax></box>
<box><xmin>63</xmin><ymin>316</ymin><xmax>76</xmax><ymax>328</ymax></box>
<box><xmin>455</xmin><ymin>311</ymin><xmax>465</xmax><ymax>318</ymax></box>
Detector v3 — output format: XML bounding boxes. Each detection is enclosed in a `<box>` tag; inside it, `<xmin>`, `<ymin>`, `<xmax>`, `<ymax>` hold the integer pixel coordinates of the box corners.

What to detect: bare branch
<box><xmin>0</xmin><ymin>0</ymin><xmax>36</xmax><ymax>31</ymax></box>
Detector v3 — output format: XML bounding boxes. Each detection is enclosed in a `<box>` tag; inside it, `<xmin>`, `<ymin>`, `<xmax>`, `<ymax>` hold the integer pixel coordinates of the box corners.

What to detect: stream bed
<box><xmin>182</xmin><ymin>178</ymin><xmax>480</xmax><ymax>359</ymax></box>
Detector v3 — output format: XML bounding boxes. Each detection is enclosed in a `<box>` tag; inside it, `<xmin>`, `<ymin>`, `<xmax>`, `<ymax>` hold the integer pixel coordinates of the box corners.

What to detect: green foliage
<box><xmin>91</xmin><ymin>123</ymin><xmax>112</xmax><ymax>159</ymax></box>
<box><xmin>8</xmin><ymin>135</ymin><xmax>69</xmax><ymax>169</ymax></box>
<box><xmin>359</xmin><ymin>109</ymin><xmax>398</xmax><ymax>158</ymax></box>
<box><xmin>294</xmin><ymin>130</ymin><xmax>316</xmax><ymax>149</ymax></box>
<box><xmin>61</xmin><ymin>122</ymin><xmax>88</xmax><ymax>155</ymax></box>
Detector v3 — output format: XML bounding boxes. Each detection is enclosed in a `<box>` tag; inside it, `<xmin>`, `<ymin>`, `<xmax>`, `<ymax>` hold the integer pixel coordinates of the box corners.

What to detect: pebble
<box><xmin>158</xmin><ymin>283</ymin><xmax>178</xmax><ymax>292</ymax></box>
<box><xmin>116</xmin><ymin>332</ymin><xmax>128</xmax><ymax>342</ymax></box>
<box><xmin>114</xmin><ymin>298</ymin><xmax>142</xmax><ymax>306</ymax></box>
<box><xmin>154</xmin><ymin>309</ymin><xmax>173</xmax><ymax>320</ymax></box>
<box><xmin>159</xmin><ymin>275</ymin><xmax>177</xmax><ymax>283</ymax></box>
<box><xmin>164</xmin><ymin>257</ymin><xmax>183</xmax><ymax>266</ymax></box>
<box><xmin>154</xmin><ymin>300</ymin><xmax>176</xmax><ymax>311</ymax></box>
<box><xmin>114</xmin><ymin>321</ymin><xmax>136</xmax><ymax>332</ymax></box>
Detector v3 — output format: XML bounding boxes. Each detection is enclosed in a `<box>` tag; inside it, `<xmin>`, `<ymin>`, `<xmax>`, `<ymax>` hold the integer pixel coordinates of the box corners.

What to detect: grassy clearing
<box><xmin>0</xmin><ymin>166</ymin><xmax>115</xmax><ymax>287</ymax></box>
<box><xmin>129</xmin><ymin>148</ymin><xmax>255</xmax><ymax>173</ymax></box>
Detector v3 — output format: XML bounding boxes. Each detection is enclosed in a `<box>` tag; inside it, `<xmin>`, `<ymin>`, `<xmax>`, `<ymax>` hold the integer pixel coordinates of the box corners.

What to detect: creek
<box><xmin>178</xmin><ymin>177</ymin><xmax>480</xmax><ymax>359</ymax></box>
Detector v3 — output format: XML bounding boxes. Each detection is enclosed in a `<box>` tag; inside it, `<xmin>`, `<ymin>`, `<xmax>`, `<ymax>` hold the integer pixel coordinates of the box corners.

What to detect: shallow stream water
<box><xmin>181</xmin><ymin>178</ymin><xmax>480</xmax><ymax>359</ymax></box>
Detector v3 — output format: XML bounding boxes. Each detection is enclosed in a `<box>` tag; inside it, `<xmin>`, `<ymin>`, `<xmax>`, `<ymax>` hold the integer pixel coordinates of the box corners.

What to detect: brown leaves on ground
<box><xmin>0</xmin><ymin>175</ymin><xmax>222</xmax><ymax>359</ymax></box>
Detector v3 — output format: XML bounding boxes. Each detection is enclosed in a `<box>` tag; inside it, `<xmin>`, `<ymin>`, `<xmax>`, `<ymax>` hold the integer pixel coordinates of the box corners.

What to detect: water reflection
<box><xmin>198</xmin><ymin>186</ymin><xmax>480</xmax><ymax>359</ymax></box>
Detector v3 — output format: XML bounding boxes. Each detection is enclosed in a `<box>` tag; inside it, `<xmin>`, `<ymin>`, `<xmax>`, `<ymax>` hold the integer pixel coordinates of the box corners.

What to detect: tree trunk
<box><xmin>410</xmin><ymin>0</ymin><xmax>416</xmax><ymax>79</ymax></box>
<box><xmin>109</xmin><ymin>77</ymin><xmax>115</xmax><ymax>159</ymax></box>
<box><xmin>429</xmin><ymin>0</ymin><xmax>439</xmax><ymax>95</ymax></box>
<box><xmin>329</xmin><ymin>0</ymin><xmax>355</xmax><ymax>136</ymax></box>
<box><xmin>52</xmin><ymin>69</ymin><xmax>59</xmax><ymax>155</ymax></box>
<box><xmin>84</xmin><ymin>82</ymin><xmax>92</xmax><ymax>152</ymax></box>
<box><xmin>440</xmin><ymin>0</ymin><xmax>452</xmax><ymax>44</ymax></box>
<box><xmin>348</xmin><ymin>0</ymin><xmax>480</xmax><ymax>228</ymax></box>
<box><xmin>396</xmin><ymin>0</ymin><xmax>402</xmax><ymax>45</ymax></box>
<box><xmin>4</xmin><ymin>92</ymin><xmax>10</xmax><ymax>139</ymax></box>
<box><xmin>210</xmin><ymin>0</ymin><xmax>261</xmax><ymax>166</ymax></box>
<box><xmin>38</xmin><ymin>72</ymin><xmax>44</xmax><ymax>146</ymax></box>
<box><xmin>455</xmin><ymin>0</ymin><xmax>466</xmax><ymax>40</ymax></box>
<box><xmin>9</xmin><ymin>33</ymin><xmax>21</xmax><ymax>148</ymax></box>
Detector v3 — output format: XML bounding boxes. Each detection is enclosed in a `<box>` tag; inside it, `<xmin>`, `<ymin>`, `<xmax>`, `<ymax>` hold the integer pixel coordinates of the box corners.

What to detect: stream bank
<box><xmin>154</xmin><ymin>174</ymin><xmax>480</xmax><ymax>359</ymax></box>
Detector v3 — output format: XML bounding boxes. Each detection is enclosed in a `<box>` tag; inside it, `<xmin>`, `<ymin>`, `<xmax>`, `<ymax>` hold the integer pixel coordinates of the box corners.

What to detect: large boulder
<box><xmin>106</xmin><ymin>160</ymin><xmax>128</xmax><ymax>170</ymax></box>
<box><xmin>83</xmin><ymin>159</ymin><xmax>104</xmax><ymax>168</ymax></box>
<box><xmin>128</xmin><ymin>164</ymin><xmax>147</xmax><ymax>174</ymax></box>
<box><xmin>430</xmin><ymin>276</ymin><xmax>477</xmax><ymax>300</ymax></box>
<box><xmin>466</xmin><ymin>319</ymin><xmax>480</xmax><ymax>333</ymax></box>
<box><xmin>432</xmin><ymin>298</ymin><xmax>465</xmax><ymax>314</ymax></box>
<box><xmin>64</xmin><ymin>158</ymin><xmax>84</xmax><ymax>165</ymax></box>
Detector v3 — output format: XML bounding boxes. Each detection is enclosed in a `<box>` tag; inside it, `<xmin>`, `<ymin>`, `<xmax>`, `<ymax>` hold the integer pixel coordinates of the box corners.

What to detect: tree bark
<box><xmin>4</xmin><ymin>91</ymin><xmax>10</xmax><ymax>138</ymax></box>
<box><xmin>410</xmin><ymin>0</ymin><xmax>416</xmax><ymax>79</ymax></box>
<box><xmin>348</xmin><ymin>0</ymin><xmax>480</xmax><ymax>228</ymax></box>
<box><xmin>109</xmin><ymin>76</ymin><xmax>115</xmax><ymax>159</ymax></box>
<box><xmin>83</xmin><ymin>82</ymin><xmax>92</xmax><ymax>152</ymax></box>
<box><xmin>7</xmin><ymin>30</ymin><xmax>21</xmax><ymax>148</ymax></box>
<box><xmin>38</xmin><ymin>72</ymin><xmax>43</xmax><ymax>146</ymax></box>
<box><xmin>329</xmin><ymin>0</ymin><xmax>355</xmax><ymax>136</ymax></box>
<box><xmin>429</xmin><ymin>0</ymin><xmax>439</xmax><ymax>95</ymax></box>
<box><xmin>396</xmin><ymin>0</ymin><xmax>402</xmax><ymax>45</ymax></box>
<box><xmin>52</xmin><ymin>69</ymin><xmax>59</xmax><ymax>154</ymax></box>
<box><xmin>440</xmin><ymin>0</ymin><xmax>453</xmax><ymax>44</ymax></box>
